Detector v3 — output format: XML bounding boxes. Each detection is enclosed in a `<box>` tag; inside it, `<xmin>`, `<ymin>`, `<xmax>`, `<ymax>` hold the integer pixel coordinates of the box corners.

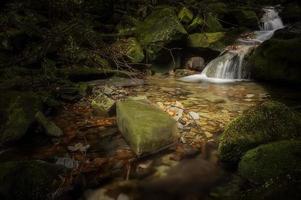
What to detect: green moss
<box><xmin>218</xmin><ymin>101</ymin><xmax>301</xmax><ymax>164</ymax></box>
<box><xmin>114</xmin><ymin>37</ymin><xmax>144</xmax><ymax>63</ymax></box>
<box><xmin>187</xmin><ymin>32</ymin><xmax>225</xmax><ymax>51</ymax></box>
<box><xmin>136</xmin><ymin>7</ymin><xmax>187</xmax><ymax>61</ymax></box>
<box><xmin>205</xmin><ymin>13</ymin><xmax>223</xmax><ymax>33</ymax></box>
<box><xmin>239</xmin><ymin>140</ymin><xmax>301</xmax><ymax>184</ymax></box>
<box><xmin>0</xmin><ymin>160</ymin><xmax>65</xmax><ymax>200</ymax></box>
<box><xmin>178</xmin><ymin>7</ymin><xmax>194</xmax><ymax>24</ymax></box>
<box><xmin>187</xmin><ymin>16</ymin><xmax>204</xmax><ymax>32</ymax></box>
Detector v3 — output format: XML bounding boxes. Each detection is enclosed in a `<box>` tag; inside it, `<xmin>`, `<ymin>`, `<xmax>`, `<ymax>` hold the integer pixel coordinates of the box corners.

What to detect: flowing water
<box><xmin>180</xmin><ymin>7</ymin><xmax>284</xmax><ymax>83</ymax></box>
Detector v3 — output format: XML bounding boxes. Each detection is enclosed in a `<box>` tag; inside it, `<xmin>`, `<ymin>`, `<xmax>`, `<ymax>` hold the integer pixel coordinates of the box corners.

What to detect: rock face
<box><xmin>218</xmin><ymin>101</ymin><xmax>301</xmax><ymax>164</ymax></box>
<box><xmin>239</xmin><ymin>140</ymin><xmax>301</xmax><ymax>184</ymax></box>
<box><xmin>136</xmin><ymin>7</ymin><xmax>187</xmax><ymax>61</ymax></box>
<box><xmin>249</xmin><ymin>27</ymin><xmax>301</xmax><ymax>84</ymax></box>
<box><xmin>116</xmin><ymin>100</ymin><xmax>178</xmax><ymax>156</ymax></box>
<box><xmin>0</xmin><ymin>92</ymin><xmax>42</xmax><ymax>144</ymax></box>
<box><xmin>0</xmin><ymin>160</ymin><xmax>65</xmax><ymax>200</ymax></box>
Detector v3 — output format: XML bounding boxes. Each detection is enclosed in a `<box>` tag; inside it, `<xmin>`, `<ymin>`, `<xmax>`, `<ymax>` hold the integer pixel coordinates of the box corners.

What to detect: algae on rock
<box><xmin>218</xmin><ymin>101</ymin><xmax>301</xmax><ymax>164</ymax></box>
<box><xmin>116</xmin><ymin>100</ymin><xmax>179</xmax><ymax>156</ymax></box>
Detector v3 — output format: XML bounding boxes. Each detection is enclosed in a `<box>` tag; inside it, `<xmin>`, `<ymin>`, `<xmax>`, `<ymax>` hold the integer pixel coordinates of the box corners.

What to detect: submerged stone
<box><xmin>218</xmin><ymin>101</ymin><xmax>301</xmax><ymax>164</ymax></box>
<box><xmin>239</xmin><ymin>140</ymin><xmax>301</xmax><ymax>184</ymax></box>
<box><xmin>0</xmin><ymin>160</ymin><xmax>66</xmax><ymax>200</ymax></box>
<box><xmin>116</xmin><ymin>100</ymin><xmax>179</xmax><ymax>156</ymax></box>
<box><xmin>91</xmin><ymin>94</ymin><xmax>115</xmax><ymax>116</ymax></box>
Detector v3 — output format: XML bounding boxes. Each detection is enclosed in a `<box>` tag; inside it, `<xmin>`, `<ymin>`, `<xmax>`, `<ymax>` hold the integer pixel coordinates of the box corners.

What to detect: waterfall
<box><xmin>180</xmin><ymin>7</ymin><xmax>284</xmax><ymax>83</ymax></box>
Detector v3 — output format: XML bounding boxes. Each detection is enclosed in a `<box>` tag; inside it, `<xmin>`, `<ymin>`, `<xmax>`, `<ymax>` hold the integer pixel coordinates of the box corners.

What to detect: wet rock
<box><xmin>136</xmin><ymin>7</ymin><xmax>187</xmax><ymax>61</ymax></box>
<box><xmin>239</xmin><ymin>140</ymin><xmax>301</xmax><ymax>184</ymax></box>
<box><xmin>0</xmin><ymin>160</ymin><xmax>66</xmax><ymax>200</ymax></box>
<box><xmin>178</xmin><ymin>7</ymin><xmax>193</xmax><ymax>24</ymax></box>
<box><xmin>219</xmin><ymin>101</ymin><xmax>301</xmax><ymax>164</ymax></box>
<box><xmin>116</xmin><ymin>100</ymin><xmax>179</xmax><ymax>156</ymax></box>
<box><xmin>35</xmin><ymin>111</ymin><xmax>63</xmax><ymax>137</ymax></box>
<box><xmin>0</xmin><ymin>92</ymin><xmax>42</xmax><ymax>144</ymax></box>
<box><xmin>185</xmin><ymin>56</ymin><xmax>205</xmax><ymax>71</ymax></box>
<box><xmin>91</xmin><ymin>94</ymin><xmax>115</xmax><ymax>116</ymax></box>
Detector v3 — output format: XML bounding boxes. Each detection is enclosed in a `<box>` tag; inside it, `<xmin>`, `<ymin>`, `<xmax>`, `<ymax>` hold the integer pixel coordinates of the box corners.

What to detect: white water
<box><xmin>180</xmin><ymin>7</ymin><xmax>284</xmax><ymax>83</ymax></box>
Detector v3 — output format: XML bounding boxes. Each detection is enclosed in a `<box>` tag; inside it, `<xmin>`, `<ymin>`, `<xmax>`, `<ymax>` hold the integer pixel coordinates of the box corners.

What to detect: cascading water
<box><xmin>180</xmin><ymin>7</ymin><xmax>284</xmax><ymax>83</ymax></box>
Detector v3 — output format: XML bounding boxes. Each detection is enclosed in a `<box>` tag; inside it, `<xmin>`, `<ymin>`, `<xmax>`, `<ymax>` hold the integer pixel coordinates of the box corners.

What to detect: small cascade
<box><xmin>180</xmin><ymin>7</ymin><xmax>284</xmax><ymax>83</ymax></box>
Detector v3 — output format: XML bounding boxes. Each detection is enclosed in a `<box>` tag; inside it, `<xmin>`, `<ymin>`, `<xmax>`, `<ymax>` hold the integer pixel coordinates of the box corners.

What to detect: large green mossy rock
<box><xmin>239</xmin><ymin>140</ymin><xmax>301</xmax><ymax>184</ymax></box>
<box><xmin>0</xmin><ymin>92</ymin><xmax>42</xmax><ymax>144</ymax></box>
<box><xmin>113</xmin><ymin>37</ymin><xmax>144</xmax><ymax>63</ymax></box>
<box><xmin>218</xmin><ymin>101</ymin><xmax>301</xmax><ymax>164</ymax></box>
<box><xmin>136</xmin><ymin>7</ymin><xmax>187</xmax><ymax>61</ymax></box>
<box><xmin>205</xmin><ymin>13</ymin><xmax>224</xmax><ymax>33</ymax></box>
<box><xmin>116</xmin><ymin>100</ymin><xmax>179</xmax><ymax>156</ymax></box>
<box><xmin>249</xmin><ymin>31</ymin><xmax>301</xmax><ymax>84</ymax></box>
<box><xmin>187</xmin><ymin>32</ymin><xmax>225</xmax><ymax>51</ymax></box>
<box><xmin>0</xmin><ymin>160</ymin><xmax>65</xmax><ymax>200</ymax></box>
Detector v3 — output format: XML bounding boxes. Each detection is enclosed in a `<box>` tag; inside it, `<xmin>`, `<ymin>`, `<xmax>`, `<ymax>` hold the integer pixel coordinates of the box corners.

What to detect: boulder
<box><xmin>218</xmin><ymin>101</ymin><xmax>301</xmax><ymax>164</ymax></box>
<box><xmin>185</xmin><ymin>56</ymin><xmax>205</xmax><ymax>71</ymax></box>
<box><xmin>112</xmin><ymin>37</ymin><xmax>144</xmax><ymax>63</ymax></box>
<box><xmin>239</xmin><ymin>140</ymin><xmax>301</xmax><ymax>184</ymax></box>
<box><xmin>178</xmin><ymin>7</ymin><xmax>194</xmax><ymax>24</ymax></box>
<box><xmin>0</xmin><ymin>92</ymin><xmax>42</xmax><ymax>144</ymax></box>
<box><xmin>91</xmin><ymin>94</ymin><xmax>115</xmax><ymax>116</ymax></box>
<box><xmin>187</xmin><ymin>32</ymin><xmax>225</xmax><ymax>51</ymax></box>
<box><xmin>136</xmin><ymin>7</ymin><xmax>187</xmax><ymax>61</ymax></box>
<box><xmin>205</xmin><ymin>13</ymin><xmax>224</xmax><ymax>33</ymax></box>
<box><xmin>187</xmin><ymin>16</ymin><xmax>204</xmax><ymax>32</ymax></box>
<box><xmin>249</xmin><ymin>29</ymin><xmax>301</xmax><ymax>84</ymax></box>
<box><xmin>116</xmin><ymin>100</ymin><xmax>178</xmax><ymax>156</ymax></box>
<box><xmin>35</xmin><ymin>111</ymin><xmax>63</xmax><ymax>137</ymax></box>
<box><xmin>0</xmin><ymin>160</ymin><xmax>65</xmax><ymax>200</ymax></box>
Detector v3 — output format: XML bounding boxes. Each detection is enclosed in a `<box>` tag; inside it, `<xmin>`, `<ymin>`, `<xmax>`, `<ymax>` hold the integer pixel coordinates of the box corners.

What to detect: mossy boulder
<box><xmin>187</xmin><ymin>32</ymin><xmax>226</xmax><ymax>51</ymax></box>
<box><xmin>187</xmin><ymin>16</ymin><xmax>204</xmax><ymax>32</ymax></box>
<box><xmin>239</xmin><ymin>140</ymin><xmax>301</xmax><ymax>184</ymax></box>
<box><xmin>0</xmin><ymin>92</ymin><xmax>42</xmax><ymax>144</ymax></box>
<box><xmin>218</xmin><ymin>101</ymin><xmax>301</xmax><ymax>164</ymax></box>
<box><xmin>116</xmin><ymin>100</ymin><xmax>179</xmax><ymax>156</ymax></box>
<box><xmin>0</xmin><ymin>160</ymin><xmax>65</xmax><ymax>200</ymax></box>
<box><xmin>178</xmin><ymin>7</ymin><xmax>194</xmax><ymax>24</ymax></box>
<box><xmin>112</xmin><ymin>37</ymin><xmax>144</xmax><ymax>63</ymax></box>
<box><xmin>205</xmin><ymin>13</ymin><xmax>224</xmax><ymax>33</ymax></box>
<box><xmin>249</xmin><ymin>31</ymin><xmax>301</xmax><ymax>84</ymax></box>
<box><xmin>35</xmin><ymin>111</ymin><xmax>63</xmax><ymax>137</ymax></box>
<box><xmin>136</xmin><ymin>7</ymin><xmax>187</xmax><ymax>61</ymax></box>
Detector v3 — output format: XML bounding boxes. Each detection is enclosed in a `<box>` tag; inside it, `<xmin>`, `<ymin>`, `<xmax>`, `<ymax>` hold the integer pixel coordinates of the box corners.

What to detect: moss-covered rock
<box><xmin>218</xmin><ymin>101</ymin><xmax>301</xmax><ymax>164</ymax></box>
<box><xmin>136</xmin><ymin>7</ymin><xmax>187</xmax><ymax>61</ymax></box>
<box><xmin>239</xmin><ymin>140</ymin><xmax>301</xmax><ymax>184</ymax></box>
<box><xmin>187</xmin><ymin>16</ymin><xmax>204</xmax><ymax>32</ymax></box>
<box><xmin>0</xmin><ymin>160</ymin><xmax>65</xmax><ymax>200</ymax></box>
<box><xmin>35</xmin><ymin>111</ymin><xmax>63</xmax><ymax>137</ymax></box>
<box><xmin>116</xmin><ymin>100</ymin><xmax>179</xmax><ymax>156</ymax></box>
<box><xmin>113</xmin><ymin>37</ymin><xmax>144</xmax><ymax>63</ymax></box>
<box><xmin>178</xmin><ymin>7</ymin><xmax>194</xmax><ymax>24</ymax></box>
<box><xmin>187</xmin><ymin>32</ymin><xmax>225</xmax><ymax>51</ymax></box>
<box><xmin>249</xmin><ymin>30</ymin><xmax>301</xmax><ymax>84</ymax></box>
<box><xmin>205</xmin><ymin>13</ymin><xmax>224</xmax><ymax>33</ymax></box>
<box><xmin>0</xmin><ymin>92</ymin><xmax>42</xmax><ymax>144</ymax></box>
